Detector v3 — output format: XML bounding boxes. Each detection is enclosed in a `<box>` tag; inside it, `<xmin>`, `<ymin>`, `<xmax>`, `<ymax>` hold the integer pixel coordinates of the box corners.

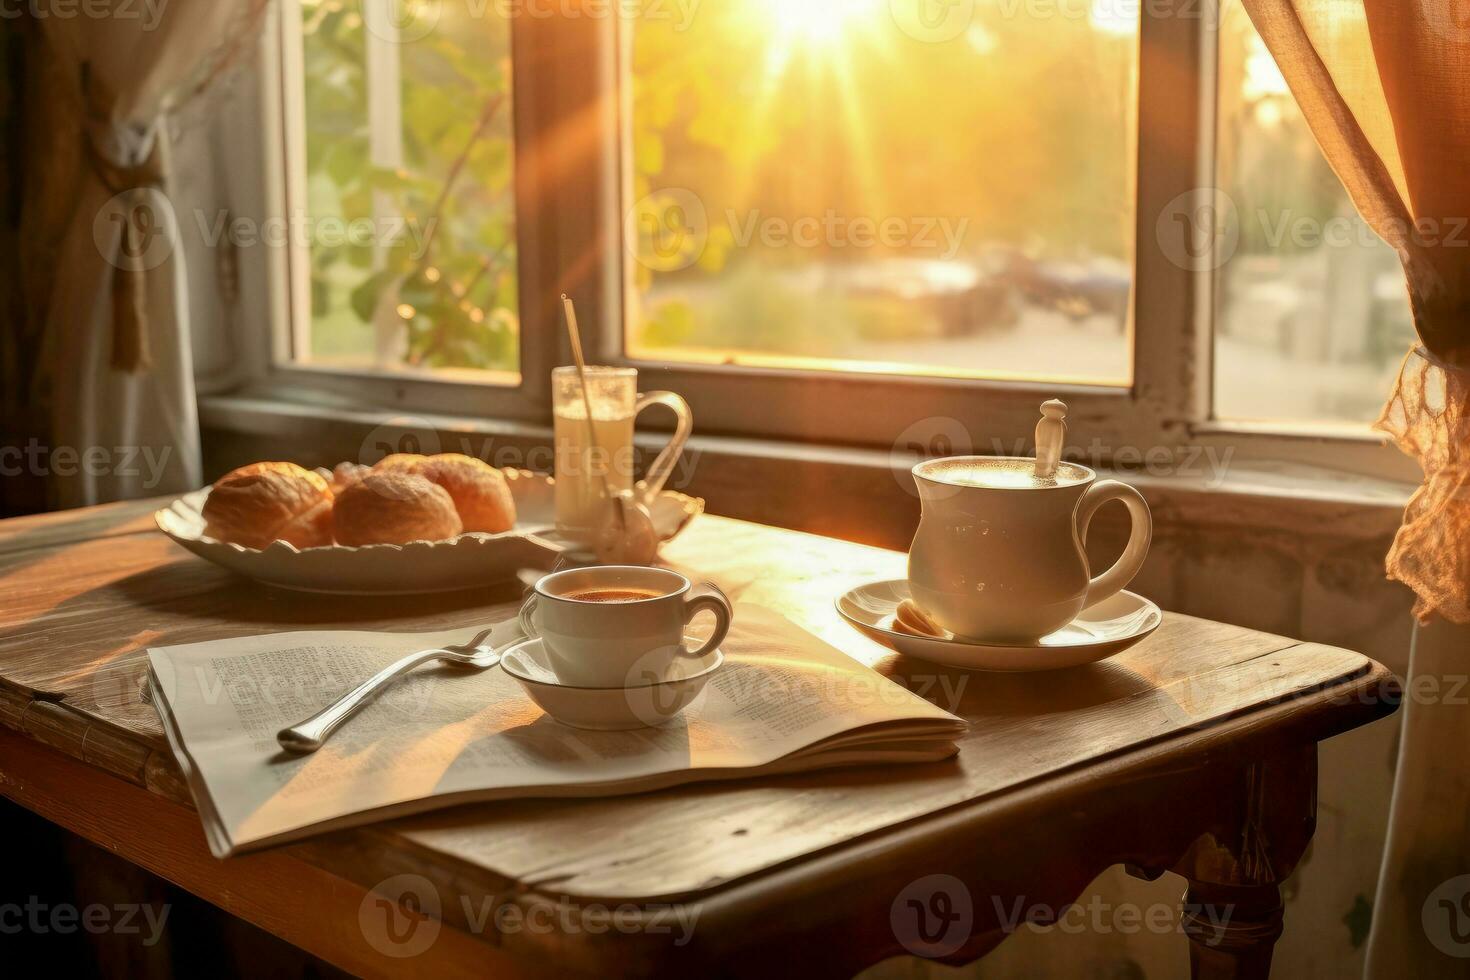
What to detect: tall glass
<box><xmin>552</xmin><ymin>367</ymin><xmax>693</xmax><ymax>544</ymax></box>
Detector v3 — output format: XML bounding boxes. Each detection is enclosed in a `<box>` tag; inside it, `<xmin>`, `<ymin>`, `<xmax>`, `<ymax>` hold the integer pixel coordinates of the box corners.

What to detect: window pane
<box><xmin>1213</xmin><ymin>1</ymin><xmax>1412</xmax><ymax>424</ymax></box>
<box><xmin>626</xmin><ymin>2</ymin><xmax>1137</xmax><ymax>385</ymax></box>
<box><xmin>293</xmin><ymin>0</ymin><xmax>518</xmax><ymax>378</ymax></box>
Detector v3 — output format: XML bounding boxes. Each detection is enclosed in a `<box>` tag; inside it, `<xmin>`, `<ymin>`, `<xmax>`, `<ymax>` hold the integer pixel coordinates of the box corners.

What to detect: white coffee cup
<box><xmin>518</xmin><ymin>566</ymin><xmax>732</xmax><ymax>688</ymax></box>
<box><xmin>908</xmin><ymin>456</ymin><xmax>1152</xmax><ymax>643</ymax></box>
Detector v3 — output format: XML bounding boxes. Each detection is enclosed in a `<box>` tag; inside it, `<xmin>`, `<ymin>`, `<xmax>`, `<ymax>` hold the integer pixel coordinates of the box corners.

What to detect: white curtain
<box><xmin>35</xmin><ymin>2</ymin><xmax>266</xmax><ymax>506</ymax></box>
<box><xmin>1366</xmin><ymin>617</ymin><xmax>1470</xmax><ymax>976</ymax></box>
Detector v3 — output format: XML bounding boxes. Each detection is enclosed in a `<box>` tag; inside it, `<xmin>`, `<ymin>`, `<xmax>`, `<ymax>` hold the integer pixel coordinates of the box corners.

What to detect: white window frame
<box><xmin>224</xmin><ymin>1</ymin><xmax>1415</xmax><ymax>483</ymax></box>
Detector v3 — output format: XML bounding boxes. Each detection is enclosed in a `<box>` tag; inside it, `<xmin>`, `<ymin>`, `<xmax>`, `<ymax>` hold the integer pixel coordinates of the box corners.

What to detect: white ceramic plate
<box><xmin>155</xmin><ymin>468</ymin><xmax>703</xmax><ymax>595</ymax></box>
<box><xmin>501</xmin><ymin>637</ymin><xmax>723</xmax><ymax>730</ymax></box>
<box><xmin>836</xmin><ymin>579</ymin><xmax>1162</xmax><ymax>672</ymax></box>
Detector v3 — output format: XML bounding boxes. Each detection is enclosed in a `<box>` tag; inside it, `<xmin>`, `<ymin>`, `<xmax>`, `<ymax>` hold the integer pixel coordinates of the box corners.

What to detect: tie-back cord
<box><xmin>81</xmin><ymin>63</ymin><xmax>167</xmax><ymax>374</ymax></box>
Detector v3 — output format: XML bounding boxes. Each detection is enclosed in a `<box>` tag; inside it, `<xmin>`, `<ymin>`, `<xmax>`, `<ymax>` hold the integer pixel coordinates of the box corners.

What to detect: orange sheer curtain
<box><xmin>1238</xmin><ymin>6</ymin><xmax>1470</xmax><ymax>974</ymax></box>
<box><xmin>1241</xmin><ymin>0</ymin><xmax>1470</xmax><ymax>624</ymax></box>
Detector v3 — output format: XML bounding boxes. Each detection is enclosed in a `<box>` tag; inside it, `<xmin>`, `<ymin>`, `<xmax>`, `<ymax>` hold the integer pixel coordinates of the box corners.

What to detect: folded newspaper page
<box><xmin>147</xmin><ymin>605</ymin><xmax>966</xmax><ymax>857</ymax></box>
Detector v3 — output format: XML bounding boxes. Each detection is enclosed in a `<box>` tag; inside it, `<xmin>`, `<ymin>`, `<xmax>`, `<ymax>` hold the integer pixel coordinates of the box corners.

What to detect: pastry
<box><xmin>374</xmin><ymin>453</ymin><xmax>423</xmax><ymax>473</ymax></box>
<box><xmin>372</xmin><ymin>453</ymin><xmax>516</xmax><ymax>533</ymax></box>
<box><xmin>329</xmin><ymin>462</ymin><xmax>371</xmax><ymax>495</ymax></box>
<box><xmin>333</xmin><ymin>470</ymin><xmax>463</xmax><ymax>546</ymax></box>
<box><xmin>202</xmin><ymin>462</ymin><xmax>334</xmax><ymax>550</ymax></box>
<box><xmin>895</xmin><ymin>599</ymin><xmax>945</xmax><ymax>638</ymax></box>
<box><xmin>418</xmin><ymin>454</ymin><xmax>516</xmax><ymax>533</ymax></box>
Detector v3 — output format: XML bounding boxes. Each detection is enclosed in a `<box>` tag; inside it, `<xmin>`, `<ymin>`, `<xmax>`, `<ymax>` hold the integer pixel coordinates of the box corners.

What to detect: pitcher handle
<box><xmin>1076</xmin><ymin>480</ymin><xmax>1152</xmax><ymax>609</ymax></box>
<box><xmin>634</xmin><ymin>391</ymin><xmax>693</xmax><ymax>503</ymax></box>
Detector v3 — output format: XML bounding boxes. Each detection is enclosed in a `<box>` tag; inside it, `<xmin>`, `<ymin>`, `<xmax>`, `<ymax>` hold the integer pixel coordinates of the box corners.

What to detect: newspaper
<box><xmin>147</xmin><ymin>604</ymin><xmax>966</xmax><ymax>857</ymax></box>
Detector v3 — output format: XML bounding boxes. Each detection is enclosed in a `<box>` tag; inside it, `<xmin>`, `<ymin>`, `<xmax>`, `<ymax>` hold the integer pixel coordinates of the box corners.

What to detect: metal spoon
<box><xmin>277</xmin><ymin>627</ymin><xmax>508</xmax><ymax>754</ymax></box>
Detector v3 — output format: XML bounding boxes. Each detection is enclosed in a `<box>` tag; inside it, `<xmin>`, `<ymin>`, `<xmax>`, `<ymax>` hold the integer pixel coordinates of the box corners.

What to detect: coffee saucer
<box><xmin>836</xmin><ymin>580</ymin><xmax>1162</xmax><ymax>672</ymax></box>
<box><xmin>500</xmin><ymin>638</ymin><xmax>724</xmax><ymax>730</ymax></box>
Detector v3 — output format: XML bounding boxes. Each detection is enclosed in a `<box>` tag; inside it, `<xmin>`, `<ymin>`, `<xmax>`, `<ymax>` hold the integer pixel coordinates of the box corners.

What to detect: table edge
<box><xmin>0</xmin><ymin>649</ymin><xmax>1399</xmax><ymax>907</ymax></box>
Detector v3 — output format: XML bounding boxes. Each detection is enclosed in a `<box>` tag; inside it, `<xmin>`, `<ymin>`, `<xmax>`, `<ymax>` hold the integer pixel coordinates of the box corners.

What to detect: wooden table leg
<box><xmin>1181</xmin><ymin>881</ymin><xmax>1284</xmax><ymax>980</ymax></box>
<box><xmin>1173</xmin><ymin>745</ymin><xmax>1318</xmax><ymax>980</ymax></box>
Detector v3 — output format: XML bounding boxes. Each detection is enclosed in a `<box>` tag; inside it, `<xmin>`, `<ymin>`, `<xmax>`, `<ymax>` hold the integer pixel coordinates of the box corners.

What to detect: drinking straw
<box><xmin>561</xmin><ymin>294</ymin><xmax>624</xmax><ymax>535</ymax></box>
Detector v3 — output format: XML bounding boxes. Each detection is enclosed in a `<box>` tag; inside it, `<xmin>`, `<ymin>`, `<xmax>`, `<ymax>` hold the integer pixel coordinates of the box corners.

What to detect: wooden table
<box><xmin>0</xmin><ymin>500</ymin><xmax>1397</xmax><ymax>979</ymax></box>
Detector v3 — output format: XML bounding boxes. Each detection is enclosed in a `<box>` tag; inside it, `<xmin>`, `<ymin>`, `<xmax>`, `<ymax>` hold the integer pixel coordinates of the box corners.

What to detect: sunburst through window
<box><xmin>626</xmin><ymin>0</ymin><xmax>1139</xmax><ymax>384</ymax></box>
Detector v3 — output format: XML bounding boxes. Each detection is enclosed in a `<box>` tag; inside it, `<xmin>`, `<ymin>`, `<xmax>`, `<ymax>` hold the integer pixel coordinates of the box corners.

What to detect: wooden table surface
<box><xmin>0</xmin><ymin>500</ymin><xmax>1398</xmax><ymax>978</ymax></box>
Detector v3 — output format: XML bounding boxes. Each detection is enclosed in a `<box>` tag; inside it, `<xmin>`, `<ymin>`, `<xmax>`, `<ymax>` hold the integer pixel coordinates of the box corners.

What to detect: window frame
<box><xmin>225</xmin><ymin>1</ymin><xmax>1412</xmax><ymax>482</ymax></box>
<box><xmin>239</xmin><ymin>0</ymin><xmax>582</xmax><ymax>424</ymax></box>
<box><xmin>588</xmin><ymin>4</ymin><xmax>1198</xmax><ymax>454</ymax></box>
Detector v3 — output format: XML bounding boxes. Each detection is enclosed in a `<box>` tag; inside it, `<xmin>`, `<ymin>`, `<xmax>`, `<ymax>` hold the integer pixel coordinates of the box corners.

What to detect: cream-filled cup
<box><xmin>518</xmin><ymin>566</ymin><xmax>731</xmax><ymax>688</ymax></box>
<box><xmin>908</xmin><ymin>456</ymin><xmax>1152</xmax><ymax>643</ymax></box>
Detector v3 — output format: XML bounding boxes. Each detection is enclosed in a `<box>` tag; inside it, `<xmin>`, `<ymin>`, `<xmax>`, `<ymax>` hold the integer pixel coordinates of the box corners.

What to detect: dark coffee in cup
<box><xmin>519</xmin><ymin>566</ymin><xmax>733</xmax><ymax>687</ymax></box>
<box><xmin>563</xmin><ymin>587</ymin><xmax>666</xmax><ymax>604</ymax></box>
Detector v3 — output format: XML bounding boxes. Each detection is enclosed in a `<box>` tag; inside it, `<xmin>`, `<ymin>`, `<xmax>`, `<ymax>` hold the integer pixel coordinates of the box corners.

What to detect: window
<box><xmin>1212</xmin><ymin>1</ymin><xmax>1414</xmax><ymax>425</ymax></box>
<box><xmin>281</xmin><ymin>0</ymin><xmax>520</xmax><ymax>380</ymax></box>
<box><xmin>625</xmin><ymin>1</ymin><xmax>1138</xmax><ymax>386</ymax></box>
<box><xmin>238</xmin><ymin>1</ymin><xmax>1408</xmax><ymax>470</ymax></box>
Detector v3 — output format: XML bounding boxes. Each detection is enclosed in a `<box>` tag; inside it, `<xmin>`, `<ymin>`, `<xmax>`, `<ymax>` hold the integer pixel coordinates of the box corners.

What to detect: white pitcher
<box><xmin>908</xmin><ymin>457</ymin><xmax>1152</xmax><ymax>643</ymax></box>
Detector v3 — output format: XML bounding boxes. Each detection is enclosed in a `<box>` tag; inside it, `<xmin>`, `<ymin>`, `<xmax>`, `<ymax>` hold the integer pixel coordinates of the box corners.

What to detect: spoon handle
<box><xmin>1033</xmin><ymin>398</ymin><xmax>1068</xmax><ymax>479</ymax></box>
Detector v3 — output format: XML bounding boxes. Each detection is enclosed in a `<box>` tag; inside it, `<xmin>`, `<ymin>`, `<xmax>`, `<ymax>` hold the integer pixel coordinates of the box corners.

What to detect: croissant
<box><xmin>202</xmin><ymin>462</ymin><xmax>334</xmax><ymax>550</ymax></box>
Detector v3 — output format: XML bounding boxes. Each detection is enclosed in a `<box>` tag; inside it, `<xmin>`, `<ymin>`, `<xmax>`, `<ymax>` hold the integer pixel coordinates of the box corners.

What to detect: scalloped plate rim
<box><xmin>153</xmin><ymin>468</ymin><xmax>704</xmax><ymax>594</ymax></box>
<box><xmin>157</xmin><ymin>489</ymin><xmax>556</xmax><ymax>557</ymax></box>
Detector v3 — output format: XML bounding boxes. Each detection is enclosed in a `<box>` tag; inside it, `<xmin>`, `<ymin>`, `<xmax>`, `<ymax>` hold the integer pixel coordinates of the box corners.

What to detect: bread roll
<box><xmin>203</xmin><ymin>462</ymin><xmax>334</xmax><ymax>550</ymax></box>
<box><xmin>333</xmin><ymin>470</ymin><xmax>463</xmax><ymax>546</ymax></box>
<box><xmin>329</xmin><ymin>462</ymin><xmax>372</xmax><ymax>495</ymax></box>
<box><xmin>420</xmin><ymin>454</ymin><xmax>516</xmax><ymax>533</ymax></box>
<box><xmin>371</xmin><ymin>453</ymin><xmax>516</xmax><ymax>533</ymax></box>
<box><xmin>374</xmin><ymin>454</ymin><xmax>423</xmax><ymax>473</ymax></box>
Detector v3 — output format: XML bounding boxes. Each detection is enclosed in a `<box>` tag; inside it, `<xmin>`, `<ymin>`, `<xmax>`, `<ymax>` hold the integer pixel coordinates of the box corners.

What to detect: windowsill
<box><xmin>198</xmin><ymin>393</ymin><xmax>1413</xmax><ymax>550</ymax></box>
